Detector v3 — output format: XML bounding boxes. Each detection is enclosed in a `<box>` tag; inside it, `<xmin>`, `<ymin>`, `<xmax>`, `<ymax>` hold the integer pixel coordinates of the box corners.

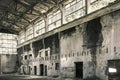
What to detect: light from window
<box><xmin>109</xmin><ymin>68</ymin><xmax>117</xmax><ymax>73</ymax></box>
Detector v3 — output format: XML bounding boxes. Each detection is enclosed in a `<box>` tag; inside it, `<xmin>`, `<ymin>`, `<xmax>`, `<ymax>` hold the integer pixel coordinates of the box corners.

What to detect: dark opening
<box><xmin>55</xmin><ymin>63</ymin><xmax>60</xmax><ymax>70</ymax></box>
<box><xmin>28</xmin><ymin>66</ymin><xmax>31</xmax><ymax>75</ymax></box>
<box><xmin>32</xmin><ymin>39</ymin><xmax>43</xmax><ymax>57</ymax></box>
<box><xmin>24</xmin><ymin>44</ymin><xmax>31</xmax><ymax>52</ymax></box>
<box><xmin>45</xmin><ymin>51</ymin><xmax>48</xmax><ymax>56</ymax></box>
<box><xmin>44</xmin><ymin>34</ymin><xmax>59</xmax><ymax>55</ymax></box>
<box><xmin>23</xmin><ymin>67</ymin><xmax>25</xmax><ymax>74</ymax></box>
<box><xmin>39</xmin><ymin>52</ymin><xmax>41</xmax><ymax>57</ymax></box>
<box><xmin>25</xmin><ymin>55</ymin><xmax>27</xmax><ymax>60</ymax></box>
<box><xmin>75</xmin><ymin>62</ymin><xmax>83</xmax><ymax>78</ymax></box>
<box><xmin>108</xmin><ymin>60</ymin><xmax>120</xmax><ymax>80</ymax></box>
<box><xmin>40</xmin><ymin>64</ymin><xmax>44</xmax><ymax>76</ymax></box>
<box><xmin>34</xmin><ymin>66</ymin><xmax>37</xmax><ymax>75</ymax></box>
<box><xmin>45</xmin><ymin>65</ymin><xmax>47</xmax><ymax>76</ymax></box>
<box><xmin>83</xmin><ymin>18</ymin><xmax>103</xmax><ymax>48</ymax></box>
<box><xmin>29</xmin><ymin>54</ymin><xmax>32</xmax><ymax>59</ymax></box>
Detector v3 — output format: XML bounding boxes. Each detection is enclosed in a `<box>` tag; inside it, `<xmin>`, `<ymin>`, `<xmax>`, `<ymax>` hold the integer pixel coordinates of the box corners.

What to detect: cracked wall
<box><xmin>60</xmin><ymin>26</ymin><xmax>94</xmax><ymax>78</ymax></box>
<box><xmin>60</xmin><ymin>10</ymin><xmax>120</xmax><ymax>79</ymax></box>
<box><xmin>20</xmin><ymin>34</ymin><xmax>60</xmax><ymax>76</ymax></box>
<box><xmin>17</xmin><ymin>8</ymin><xmax>120</xmax><ymax>80</ymax></box>
<box><xmin>96</xmin><ymin>9</ymin><xmax>120</xmax><ymax>80</ymax></box>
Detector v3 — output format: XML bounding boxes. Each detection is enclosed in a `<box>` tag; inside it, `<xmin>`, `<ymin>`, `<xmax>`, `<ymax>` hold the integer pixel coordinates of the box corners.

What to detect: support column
<box><xmin>58</xmin><ymin>32</ymin><xmax>61</xmax><ymax>78</ymax></box>
<box><xmin>0</xmin><ymin>54</ymin><xmax>2</xmax><ymax>75</ymax></box>
<box><xmin>30</xmin><ymin>43</ymin><xmax>33</xmax><ymax>75</ymax></box>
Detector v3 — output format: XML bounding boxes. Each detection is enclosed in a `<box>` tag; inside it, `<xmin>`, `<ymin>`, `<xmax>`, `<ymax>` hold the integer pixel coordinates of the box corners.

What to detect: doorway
<box><xmin>45</xmin><ymin>65</ymin><xmax>47</xmax><ymax>76</ymax></box>
<box><xmin>108</xmin><ymin>60</ymin><xmax>120</xmax><ymax>80</ymax></box>
<box><xmin>34</xmin><ymin>66</ymin><xmax>37</xmax><ymax>75</ymax></box>
<box><xmin>28</xmin><ymin>66</ymin><xmax>31</xmax><ymax>75</ymax></box>
<box><xmin>40</xmin><ymin>64</ymin><xmax>44</xmax><ymax>76</ymax></box>
<box><xmin>75</xmin><ymin>62</ymin><xmax>83</xmax><ymax>78</ymax></box>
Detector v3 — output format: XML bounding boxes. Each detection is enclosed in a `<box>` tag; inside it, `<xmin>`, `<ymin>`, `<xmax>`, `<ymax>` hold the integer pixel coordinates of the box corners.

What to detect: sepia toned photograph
<box><xmin>0</xmin><ymin>0</ymin><xmax>120</xmax><ymax>80</ymax></box>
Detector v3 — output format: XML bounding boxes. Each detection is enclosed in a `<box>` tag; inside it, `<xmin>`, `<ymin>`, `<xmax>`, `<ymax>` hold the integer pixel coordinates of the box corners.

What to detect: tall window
<box><xmin>48</xmin><ymin>10</ymin><xmax>62</xmax><ymax>31</ymax></box>
<box><xmin>64</xmin><ymin>0</ymin><xmax>85</xmax><ymax>24</ymax></box>
<box><xmin>0</xmin><ymin>33</ymin><xmax>17</xmax><ymax>54</ymax></box>
<box><xmin>26</xmin><ymin>27</ymin><xmax>33</xmax><ymax>40</ymax></box>
<box><xmin>19</xmin><ymin>31</ymin><xmax>25</xmax><ymax>44</ymax></box>
<box><xmin>34</xmin><ymin>20</ymin><xmax>45</xmax><ymax>37</ymax></box>
<box><xmin>88</xmin><ymin>0</ymin><xmax>116</xmax><ymax>13</ymax></box>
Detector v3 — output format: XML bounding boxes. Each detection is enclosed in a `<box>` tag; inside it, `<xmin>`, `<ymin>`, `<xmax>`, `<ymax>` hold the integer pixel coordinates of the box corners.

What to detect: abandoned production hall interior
<box><xmin>0</xmin><ymin>0</ymin><xmax>120</xmax><ymax>80</ymax></box>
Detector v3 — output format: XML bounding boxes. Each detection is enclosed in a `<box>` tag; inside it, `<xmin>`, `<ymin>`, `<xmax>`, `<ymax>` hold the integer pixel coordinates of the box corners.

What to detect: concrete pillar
<box><xmin>0</xmin><ymin>54</ymin><xmax>2</xmax><ymax>75</ymax></box>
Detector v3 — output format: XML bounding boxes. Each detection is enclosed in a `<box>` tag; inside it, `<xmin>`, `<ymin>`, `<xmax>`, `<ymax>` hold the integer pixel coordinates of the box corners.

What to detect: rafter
<box><xmin>26</xmin><ymin>12</ymin><xmax>40</xmax><ymax>16</ymax></box>
<box><xmin>14</xmin><ymin>0</ymin><xmax>30</xmax><ymax>7</ymax></box>
<box><xmin>8</xmin><ymin>1</ymin><xmax>38</xmax><ymax>31</ymax></box>
<box><xmin>22</xmin><ymin>16</ymin><xmax>31</xmax><ymax>23</ymax></box>
<box><xmin>0</xmin><ymin>0</ymin><xmax>63</xmax><ymax>34</ymax></box>
<box><xmin>14</xmin><ymin>23</ymin><xmax>24</xmax><ymax>29</ymax></box>
<box><xmin>3</xmin><ymin>19</ymin><xmax>14</xmax><ymax>24</ymax></box>
<box><xmin>32</xmin><ymin>8</ymin><xmax>42</xmax><ymax>15</ymax></box>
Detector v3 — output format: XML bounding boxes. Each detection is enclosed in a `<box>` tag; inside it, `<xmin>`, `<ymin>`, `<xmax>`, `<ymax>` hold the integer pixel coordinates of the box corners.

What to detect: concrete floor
<box><xmin>0</xmin><ymin>74</ymin><xmax>56</xmax><ymax>80</ymax></box>
<box><xmin>0</xmin><ymin>74</ymin><xmax>82</xmax><ymax>80</ymax></box>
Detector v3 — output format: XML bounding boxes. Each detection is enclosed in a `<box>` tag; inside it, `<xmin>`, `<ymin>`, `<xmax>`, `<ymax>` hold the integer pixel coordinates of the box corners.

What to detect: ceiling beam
<box><xmin>9</xmin><ymin>1</ymin><xmax>38</xmax><ymax>31</ymax></box>
<box><xmin>26</xmin><ymin>12</ymin><xmax>40</xmax><ymax>16</ymax></box>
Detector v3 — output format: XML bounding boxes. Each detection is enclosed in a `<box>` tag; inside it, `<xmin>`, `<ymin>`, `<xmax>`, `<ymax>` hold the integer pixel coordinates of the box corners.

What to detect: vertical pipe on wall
<box><xmin>58</xmin><ymin>32</ymin><xmax>61</xmax><ymax>77</ymax></box>
<box><xmin>0</xmin><ymin>54</ymin><xmax>1</xmax><ymax>74</ymax></box>
<box><xmin>44</xmin><ymin>14</ymin><xmax>48</xmax><ymax>32</ymax></box>
<box><xmin>43</xmin><ymin>38</ymin><xmax>45</xmax><ymax>50</ymax></box>
<box><xmin>85</xmin><ymin>0</ymin><xmax>88</xmax><ymax>15</ymax></box>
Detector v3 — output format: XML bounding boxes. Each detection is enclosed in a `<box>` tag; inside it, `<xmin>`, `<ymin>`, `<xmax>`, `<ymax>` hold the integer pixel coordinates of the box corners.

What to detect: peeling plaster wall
<box><xmin>96</xmin><ymin>10</ymin><xmax>120</xmax><ymax>80</ymax></box>
<box><xmin>60</xmin><ymin>26</ymin><xmax>93</xmax><ymax>78</ymax></box>
<box><xmin>20</xmin><ymin>34</ymin><xmax>60</xmax><ymax>76</ymax></box>
<box><xmin>18</xmin><ymin>9</ymin><xmax>120</xmax><ymax>80</ymax></box>
<box><xmin>60</xmin><ymin>10</ymin><xmax>120</xmax><ymax>79</ymax></box>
